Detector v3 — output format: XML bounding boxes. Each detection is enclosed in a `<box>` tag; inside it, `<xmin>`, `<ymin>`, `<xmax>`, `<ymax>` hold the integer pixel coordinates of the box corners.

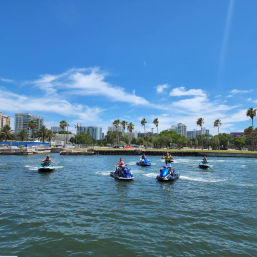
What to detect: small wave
<box><xmin>54</xmin><ymin>166</ymin><xmax>64</xmax><ymax>169</ymax></box>
<box><xmin>175</xmin><ymin>159</ymin><xmax>196</xmax><ymax>163</ymax></box>
<box><xmin>241</xmin><ymin>165</ymin><xmax>246</xmax><ymax>167</ymax></box>
<box><xmin>143</xmin><ymin>173</ymin><xmax>158</xmax><ymax>178</ymax></box>
<box><xmin>29</xmin><ymin>167</ymin><xmax>38</xmax><ymax>171</ymax></box>
<box><xmin>96</xmin><ymin>171</ymin><xmax>111</xmax><ymax>176</ymax></box>
<box><xmin>25</xmin><ymin>165</ymin><xmax>31</xmax><ymax>168</ymax></box>
<box><xmin>180</xmin><ymin>175</ymin><xmax>225</xmax><ymax>183</ymax></box>
<box><xmin>126</xmin><ymin>162</ymin><xmax>136</xmax><ymax>166</ymax></box>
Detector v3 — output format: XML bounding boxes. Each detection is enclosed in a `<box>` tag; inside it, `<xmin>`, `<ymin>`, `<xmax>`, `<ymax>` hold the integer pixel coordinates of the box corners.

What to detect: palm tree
<box><xmin>214</xmin><ymin>119</ymin><xmax>221</xmax><ymax>150</ymax></box>
<box><xmin>197</xmin><ymin>118</ymin><xmax>204</xmax><ymax>149</ymax></box>
<box><xmin>153</xmin><ymin>118</ymin><xmax>159</xmax><ymax>134</ymax></box>
<box><xmin>0</xmin><ymin>125</ymin><xmax>14</xmax><ymax>141</ymax></box>
<box><xmin>121</xmin><ymin>120</ymin><xmax>127</xmax><ymax>132</ymax></box>
<box><xmin>47</xmin><ymin>130</ymin><xmax>54</xmax><ymax>146</ymax></box>
<box><xmin>17</xmin><ymin>129</ymin><xmax>28</xmax><ymax>141</ymax></box>
<box><xmin>60</xmin><ymin>120</ymin><xmax>68</xmax><ymax>146</ymax></box>
<box><xmin>37</xmin><ymin>126</ymin><xmax>48</xmax><ymax>143</ymax></box>
<box><xmin>113</xmin><ymin>119</ymin><xmax>120</xmax><ymax>145</ymax></box>
<box><xmin>127</xmin><ymin>122</ymin><xmax>134</xmax><ymax>145</ymax></box>
<box><xmin>28</xmin><ymin>120</ymin><xmax>37</xmax><ymax>141</ymax></box>
<box><xmin>246</xmin><ymin>107</ymin><xmax>257</xmax><ymax>129</ymax></box>
<box><xmin>141</xmin><ymin>118</ymin><xmax>147</xmax><ymax>133</ymax></box>
<box><xmin>60</xmin><ymin>120</ymin><xmax>68</xmax><ymax>131</ymax></box>
<box><xmin>214</xmin><ymin>119</ymin><xmax>221</xmax><ymax>134</ymax></box>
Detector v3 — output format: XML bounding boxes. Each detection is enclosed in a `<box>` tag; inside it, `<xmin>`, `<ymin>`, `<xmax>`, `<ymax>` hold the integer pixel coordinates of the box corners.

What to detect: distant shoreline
<box><xmin>1</xmin><ymin>147</ymin><xmax>257</xmax><ymax>158</ymax></box>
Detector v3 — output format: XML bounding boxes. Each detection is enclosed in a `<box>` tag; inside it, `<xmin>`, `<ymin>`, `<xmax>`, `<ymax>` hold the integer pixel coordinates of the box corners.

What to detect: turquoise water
<box><xmin>0</xmin><ymin>154</ymin><xmax>256</xmax><ymax>257</ymax></box>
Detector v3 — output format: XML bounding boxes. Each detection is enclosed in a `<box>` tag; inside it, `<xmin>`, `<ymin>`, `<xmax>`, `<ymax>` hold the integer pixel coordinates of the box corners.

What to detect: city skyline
<box><xmin>1</xmin><ymin>1</ymin><xmax>257</xmax><ymax>134</ymax></box>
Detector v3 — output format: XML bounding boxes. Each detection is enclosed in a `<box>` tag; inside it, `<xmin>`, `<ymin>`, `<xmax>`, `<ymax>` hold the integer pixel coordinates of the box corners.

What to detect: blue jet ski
<box><xmin>136</xmin><ymin>158</ymin><xmax>151</xmax><ymax>166</ymax></box>
<box><xmin>199</xmin><ymin>162</ymin><xmax>211</xmax><ymax>169</ymax></box>
<box><xmin>156</xmin><ymin>166</ymin><xmax>179</xmax><ymax>182</ymax></box>
<box><xmin>110</xmin><ymin>165</ymin><xmax>134</xmax><ymax>181</ymax></box>
<box><xmin>38</xmin><ymin>162</ymin><xmax>55</xmax><ymax>172</ymax></box>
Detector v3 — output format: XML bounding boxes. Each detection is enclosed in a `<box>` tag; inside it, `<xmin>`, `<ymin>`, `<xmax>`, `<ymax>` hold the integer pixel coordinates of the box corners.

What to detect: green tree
<box><xmin>214</xmin><ymin>119</ymin><xmax>221</xmax><ymax>149</ymax></box>
<box><xmin>17</xmin><ymin>129</ymin><xmax>28</xmax><ymax>141</ymax></box>
<box><xmin>112</xmin><ymin>119</ymin><xmax>120</xmax><ymax>145</ymax></box>
<box><xmin>60</xmin><ymin>120</ymin><xmax>68</xmax><ymax>146</ymax></box>
<box><xmin>141</xmin><ymin>118</ymin><xmax>147</xmax><ymax>133</ymax></box>
<box><xmin>214</xmin><ymin>119</ymin><xmax>221</xmax><ymax>134</ymax></box>
<box><xmin>121</xmin><ymin>121</ymin><xmax>127</xmax><ymax>132</ymax></box>
<box><xmin>37</xmin><ymin>126</ymin><xmax>48</xmax><ymax>143</ymax></box>
<box><xmin>127</xmin><ymin>122</ymin><xmax>134</xmax><ymax>145</ymax></box>
<box><xmin>0</xmin><ymin>125</ymin><xmax>14</xmax><ymax>141</ymax></box>
<box><xmin>47</xmin><ymin>130</ymin><xmax>54</xmax><ymax>144</ymax></box>
<box><xmin>246</xmin><ymin>107</ymin><xmax>257</xmax><ymax>129</ymax></box>
<box><xmin>74</xmin><ymin>131</ymin><xmax>95</xmax><ymax>145</ymax></box>
<box><xmin>153</xmin><ymin>118</ymin><xmax>159</xmax><ymax>134</ymax></box>
<box><xmin>28</xmin><ymin>120</ymin><xmax>37</xmax><ymax>141</ymax></box>
<box><xmin>218</xmin><ymin>133</ymin><xmax>232</xmax><ymax>150</ymax></box>
<box><xmin>233</xmin><ymin>136</ymin><xmax>245</xmax><ymax>150</ymax></box>
<box><xmin>197</xmin><ymin>118</ymin><xmax>204</xmax><ymax>149</ymax></box>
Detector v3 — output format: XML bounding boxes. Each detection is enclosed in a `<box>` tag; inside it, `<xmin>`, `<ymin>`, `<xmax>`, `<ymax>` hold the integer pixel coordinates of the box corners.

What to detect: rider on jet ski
<box><xmin>41</xmin><ymin>155</ymin><xmax>55</xmax><ymax>166</ymax></box>
<box><xmin>202</xmin><ymin>155</ymin><xmax>208</xmax><ymax>163</ymax></box>
<box><xmin>140</xmin><ymin>153</ymin><xmax>146</xmax><ymax>162</ymax></box>
<box><xmin>116</xmin><ymin>158</ymin><xmax>125</xmax><ymax>174</ymax></box>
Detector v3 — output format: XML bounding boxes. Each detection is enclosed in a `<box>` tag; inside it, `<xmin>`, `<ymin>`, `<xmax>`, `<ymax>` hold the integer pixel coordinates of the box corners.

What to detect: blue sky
<box><xmin>0</xmin><ymin>0</ymin><xmax>257</xmax><ymax>134</ymax></box>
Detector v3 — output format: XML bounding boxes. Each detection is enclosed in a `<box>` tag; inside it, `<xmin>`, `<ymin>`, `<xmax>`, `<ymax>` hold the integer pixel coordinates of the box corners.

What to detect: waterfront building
<box><xmin>0</xmin><ymin>112</ymin><xmax>11</xmax><ymax>130</ymax></box>
<box><xmin>230</xmin><ymin>132</ymin><xmax>244</xmax><ymax>138</ymax></box>
<box><xmin>108</xmin><ymin>126</ymin><xmax>124</xmax><ymax>135</ymax></box>
<box><xmin>138</xmin><ymin>132</ymin><xmax>153</xmax><ymax>138</ymax></box>
<box><xmin>77</xmin><ymin>126</ymin><xmax>102</xmax><ymax>140</ymax></box>
<box><xmin>51</xmin><ymin>126</ymin><xmax>65</xmax><ymax>133</ymax></box>
<box><xmin>53</xmin><ymin>133</ymin><xmax>75</xmax><ymax>146</ymax></box>
<box><xmin>126</xmin><ymin>131</ymin><xmax>138</xmax><ymax>139</ymax></box>
<box><xmin>187</xmin><ymin>128</ymin><xmax>209</xmax><ymax>139</ymax></box>
<box><xmin>170</xmin><ymin>123</ymin><xmax>187</xmax><ymax>136</ymax></box>
<box><xmin>15</xmin><ymin>113</ymin><xmax>44</xmax><ymax>135</ymax></box>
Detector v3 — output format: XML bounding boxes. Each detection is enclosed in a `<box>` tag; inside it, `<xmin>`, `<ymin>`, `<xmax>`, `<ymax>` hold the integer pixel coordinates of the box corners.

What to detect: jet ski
<box><xmin>199</xmin><ymin>162</ymin><xmax>211</xmax><ymax>169</ymax></box>
<box><xmin>110</xmin><ymin>165</ymin><xmax>134</xmax><ymax>181</ymax></box>
<box><xmin>136</xmin><ymin>158</ymin><xmax>151</xmax><ymax>166</ymax></box>
<box><xmin>38</xmin><ymin>162</ymin><xmax>55</xmax><ymax>172</ymax></box>
<box><xmin>156</xmin><ymin>166</ymin><xmax>179</xmax><ymax>182</ymax></box>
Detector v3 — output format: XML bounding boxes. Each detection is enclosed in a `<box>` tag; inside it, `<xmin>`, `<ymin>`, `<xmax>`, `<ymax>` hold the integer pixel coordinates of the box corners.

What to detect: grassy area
<box><xmin>71</xmin><ymin>147</ymin><xmax>257</xmax><ymax>154</ymax></box>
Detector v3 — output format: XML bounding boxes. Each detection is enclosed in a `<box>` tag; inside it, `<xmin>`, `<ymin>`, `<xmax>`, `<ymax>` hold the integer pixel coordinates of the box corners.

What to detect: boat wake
<box><xmin>143</xmin><ymin>172</ymin><xmax>158</xmax><ymax>178</ymax></box>
<box><xmin>180</xmin><ymin>175</ymin><xmax>225</xmax><ymax>183</ymax></box>
<box><xmin>96</xmin><ymin>171</ymin><xmax>111</xmax><ymax>176</ymax></box>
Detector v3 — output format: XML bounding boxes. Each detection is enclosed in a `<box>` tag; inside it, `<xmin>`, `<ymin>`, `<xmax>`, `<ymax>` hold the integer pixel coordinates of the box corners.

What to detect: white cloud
<box><xmin>222</xmin><ymin>109</ymin><xmax>249</xmax><ymax>123</ymax></box>
<box><xmin>156</xmin><ymin>84</ymin><xmax>169</xmax><ymax>93</ymax></box>
<box><xmin>0</xmin><ymin>77</ymin><xmax>14</xmax><ymax>83</ymax></box>
<box><xmin>0</xmin><ymin>88</ymin><xmax>103</xmax><ymax>125</ymax></box>
<box><xmin>228</xmin><ymin>89</ymin><xmax>253</xmax><ymax>97</ymax></box>
<box><xmin>30</xmin><ymin>68</ymin><xmax>155</xmax><ymax>107</ymax></box>
<box><xmin>170</xmin><ymin>86</ymin><xmax>205</xmax><ymax>97</ymax></box>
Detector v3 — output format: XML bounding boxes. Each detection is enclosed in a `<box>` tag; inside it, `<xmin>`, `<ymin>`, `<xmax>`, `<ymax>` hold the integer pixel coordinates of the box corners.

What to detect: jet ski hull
<box><xmin>156</xmin><ymin>173</ymin><xmax>179</xmax><ymax>182</ymax></box>
<box><xmin>136</xmin><ymin>162</ymin><xmax>151</xmax><ymax>166</ymax></box>
<box><xmin>38</xmin><ymin>167</ymin><xmax>55</xmax><ymax>172</ymax></box>
<box><xmin>110</xmin><ymin>172</ymin><xmax>134</xmax><ymax>181</ymax></box>
<box><xmin>199</xmin><ymin>162</ymin><xmax>211</xmax><ymax>169</ymax></box>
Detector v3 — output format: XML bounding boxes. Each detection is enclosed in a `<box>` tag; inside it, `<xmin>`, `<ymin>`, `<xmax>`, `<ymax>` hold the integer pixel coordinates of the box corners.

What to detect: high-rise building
<box><xmin>0</xmin><ymin>112</ymin><xmax>11</xmax><ymax>130</ymax></box>
<box><xmin>51</xmin><ymin>126</ymin><xmax>65</xmax><ymax>133</ymax></box>
<box><xmin>230</xmin><ymin>132</ymin><xmax>244</xmax><ymax>138</ymax></box>
<box><xmin>108</xmin><ymin>126</ymin><xmax>124</xmax><ymax>134</ymax></box>
<box><xmin>77</xmin><ymin>126</ymin><xmax>102</xmax><ymax>140</ymax></box>
<box><xmin>187</xmin><ymin>128</ymin><xmax>209</xmax><ymax>139</ymax></box>
<box><xmin>170</xmin><ymin>123</ymin><xmax>187</xmax><ymax>136</ymax></box>
<box><xmin>15</xmin><ymin>113</ymin><xmax>44</xmax><ymax>135</ymax></box>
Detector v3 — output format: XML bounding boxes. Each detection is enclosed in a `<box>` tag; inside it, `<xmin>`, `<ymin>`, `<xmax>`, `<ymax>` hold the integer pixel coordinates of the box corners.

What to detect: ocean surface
<box><xmin>0</xmin><ymin>154</ymin><xmax>256</xmax><ymax>257</ymax></box>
